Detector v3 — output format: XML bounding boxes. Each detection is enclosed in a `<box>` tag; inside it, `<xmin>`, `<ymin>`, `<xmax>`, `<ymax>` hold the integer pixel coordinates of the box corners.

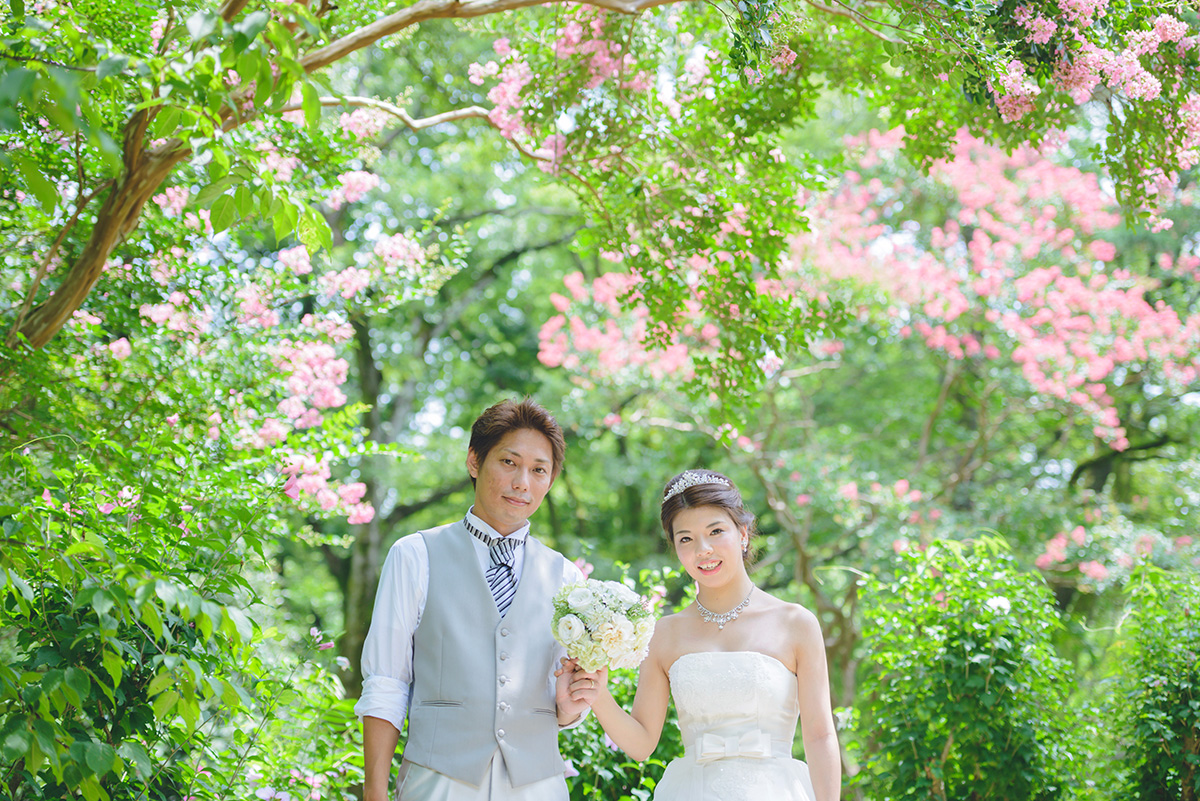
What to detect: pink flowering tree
<box><xmin>3</xmin><ymin>0</ymin><xmax>1198</xmax><ymax>356</ymax></box>
<box><xmin>539</xmin><ymin>128</ymin><xmax>1200</xmax><ymax>702</ymax></box>
<box><xmin>0</xmin><ymin>107</ymin><xmax>459</xmax><ymax>796</ymax></box>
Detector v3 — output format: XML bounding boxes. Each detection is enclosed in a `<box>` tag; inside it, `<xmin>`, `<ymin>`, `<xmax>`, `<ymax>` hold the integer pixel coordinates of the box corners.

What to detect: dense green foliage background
<box><xmin>3</xmin><ymin>0</ymin><xmax>1199</xmax><ymax>799</ymax></box>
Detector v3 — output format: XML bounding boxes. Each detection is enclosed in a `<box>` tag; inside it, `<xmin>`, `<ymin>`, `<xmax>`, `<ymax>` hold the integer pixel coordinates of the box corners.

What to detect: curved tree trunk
<box><xmin>18</xmin><ymin>139</ymin><xmax>187</xmax><ymax>349</ymax></box>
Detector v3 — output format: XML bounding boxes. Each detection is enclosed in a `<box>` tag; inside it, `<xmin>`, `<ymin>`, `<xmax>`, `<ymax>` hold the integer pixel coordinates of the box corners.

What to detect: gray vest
<box><xmin>404</xmin><ymin>520</ymin><xmax>568</xmax><ymax>788</ymax></box>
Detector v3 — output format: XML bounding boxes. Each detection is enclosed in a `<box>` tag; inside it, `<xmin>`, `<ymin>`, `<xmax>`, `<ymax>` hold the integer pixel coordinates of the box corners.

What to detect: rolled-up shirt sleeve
<box><xmin>353</xmin><ymin>533</ymin><xmax>427</xmax><ymax>733</ymax></box>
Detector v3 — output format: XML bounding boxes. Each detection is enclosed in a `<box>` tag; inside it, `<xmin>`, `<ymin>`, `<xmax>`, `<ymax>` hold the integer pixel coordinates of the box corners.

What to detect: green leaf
<box><xmin>141</xmin><ymin>602</ymin><xmax>163</xmax><ymax>639</ymax></box>
<box><xmin>90</xmin><ymin>589</ymin><xmax>114</xmax><ymax>617</ymax></box>
<box><xmin>297</xmin><ymin>208</ymin><xmax>332</xmax><ymax>253</ymax></box>
<box><xmin>301</xmin><ymin>81</ymin><xmax>320</xmax><ymax>129</ymax></box>
<box><xmin>152</xmin><ymin>689</ymin><xmax>178</xmax><ymax>719</ymax></box>
<box><xmin>194</xmin><ymin>177</ymin><xmax>236</xmax><ymax>208</ymax></box>
<box><xmin>150</xmin><ymin>106</ymin><xmax>181</xmax><ymax>139</ymax></box>
<box><xmin>118</xmin><ymin>741</ymin><xmax>152</xmax><ymax>778</ymax></box>
<box><xmin>79</xmin><ymin>776</ymin><xmax>101</xmax><ymax>801</ymax></box>
<box><xmin>97</xmin><ymin>56</ymin><xmax>129</xmax><ymax>81</ymax></box>
<box><xmin>101</xmin><ymin>650</ymin><xmax>123</xmax><ymax>688</ymax></box>
<box><xmin>235</xmin><ymin>10</ymin><xmax>271</xmax><ymax>41</ymax></box>
<box><xmin>147</xmin><ymin>671</ymin><xmax>173</xmax><ymax>701</ymax></box>
<box><xmin>0</xmin><ymin>729</ymin><xmax>30</xmax><ymax>764</ymax></box>
<box><xmin>8</xmin><ymin>0</ymin><xmax>24</xmax><ymax>19</ymax></box>
<box><xmin>186</xmin><ymin>10</ymin><xmax>220</xmax><ymax>41</ymax></box>
<box><xmin>14</xmin><ymin>156</ymin><xmax>58</xmax><ymax>212</ymax></box>
<box><xmin>234</xmin><ymin>184</ymin><xmax>255</xmax><ymax>217</ymax></box>
<box><xmin>210</xmin><ymin>194</ymin><xmax>237</xmax><ymax>232</ymax></box>
<box><xmin>65</xmin><ymin>667</ymin><xmax>91</xmax><ymax>704</ymax></box>
<box><xmin>272</xmin><ymin>202</ymin><xmax>298</xmax><ymax>241</ymax></box>
<box><xmin>0</xmin><ymin>67</ymin><xmax>36</xmax><ymax>107</ymax></box>
<box><xmin>84</xmin><ymin>741</ymin><xmax>116</xmax><ymax>775</ymax></box>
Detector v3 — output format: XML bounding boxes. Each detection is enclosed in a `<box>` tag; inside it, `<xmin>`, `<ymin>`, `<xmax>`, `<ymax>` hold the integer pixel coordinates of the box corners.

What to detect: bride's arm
<box><xmin>585</xmin><ymin>631</ymin><xmax>673</xmax><ymax>761</ymax></box>
<box><xmin>793</xmin><ymin>606</ymin><xmax>842</xmax><ymax>801</ymax></box>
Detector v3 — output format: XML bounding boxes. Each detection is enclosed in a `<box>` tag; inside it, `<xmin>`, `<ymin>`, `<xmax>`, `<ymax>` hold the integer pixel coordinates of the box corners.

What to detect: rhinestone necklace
<box><xmin>696</xmin><ymin>588</ymin><xmax>754</xmax><ymax>630</ymax></box>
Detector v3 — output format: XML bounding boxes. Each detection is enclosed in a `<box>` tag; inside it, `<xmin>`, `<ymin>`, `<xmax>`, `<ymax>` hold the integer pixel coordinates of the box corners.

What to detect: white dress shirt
<box><xmin>354</xmin><ymin>508</ymin><xmax>585</xmax><ymax>732</ymax></box>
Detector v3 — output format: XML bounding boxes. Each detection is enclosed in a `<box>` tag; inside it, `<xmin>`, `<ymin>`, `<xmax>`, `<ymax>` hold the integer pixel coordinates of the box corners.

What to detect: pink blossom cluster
<box><xmin>374</xmin><ymin>232</ymin><xmax>427</xmax><ymax>275</ymax></box>
<box><xmin>318</xmin><ymin>266</ymin><xmax>372</xmax><ymax>300</ymax></box>
<box><xmin>1014</xmin><ymin>5</ymin><xmax>1058</xmax><ymax>44</ymax></box>
<box><xmin>235</xmin><ymin>283</ymin><xmax>281</xmax><ymax>328</ymax></box>
<box><xmin>538</xmin><ymin>271</ymin><xmax>696</xmax><ymax>381</ymax></box>
<box><xmin>301</xmin><ymin>313</ymin><xmax>354</xmax><ymax>343</ymax></box>
<box><xmin>278</xmin><ymin>245</ymin><xmax>312</xmax><ymax>275</ymax></box>
<box><xmin>487</xmin><ymin>60</ymin><xmax>535</xmax><ymax>140</ymax></box>
<box><xmin>272</xmin><ymin>340</ymin><xmax>349</xmax><ymax>419</ymax></box>
<box><xmin>281</xmin><ymin>452</ymin><xmax>374</xmax><ymax>524</ymax></box>
<box><xmin>793</xmin><ymin>128</ymin><xmax>1200</xmax><ymax>451</ymax></box>
<box><xmin>338</xmin><ymin>107</ymin><xmax>390</xmax><ymax>139</ymax></box>
<box><xmin>537</xmin><ymin>134</ymin><xmax>569</xmax><ymax>175</ymax></box>
<box><xmin>140</xmin><ymin>291</ymin><xmax>213</xmax><ymax>337</ymax></box>
<box><xmin>552</xmin><ymin>10</ymin><xmax>632</xmax><ymax>91</ymax></box>
<box><xmin>327</xmin><ymin>170</ymin><xmax>381</xmax><ymax>211</ymax></box>
<box><xmin>770</xmin><ymin>47</ymin><xmax>798</xmax><ymax>70</ymax></box>
<box><xmin>1057</xmin><ymin>0</ymin><xmax>1107</xmax><ymax>26</ymax></box>
<box><xmin>153</xmin><ymin>186</ymin><xmax>190</xmax><ymax>217</ymax></box>
<box><xmin>468</xmin><ymin>60</ymin><xmax>500</xmax><ymax>86</ymax></box>
<box><xmin>989</xmin><ymin>60</ymin><xmax>1040</xmax><ymax>123</ymax></box>
<box><xmin>256</xmin><ymin>143</ymin><xmax>299</xmax><ymax>182</ymax></box>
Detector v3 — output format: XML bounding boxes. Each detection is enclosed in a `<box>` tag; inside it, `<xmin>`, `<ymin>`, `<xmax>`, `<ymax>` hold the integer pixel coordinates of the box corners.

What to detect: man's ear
<box><xmin>466</xmin><ymin>448</ymin><xmax>480</xmax><ymax>479</ymax></box>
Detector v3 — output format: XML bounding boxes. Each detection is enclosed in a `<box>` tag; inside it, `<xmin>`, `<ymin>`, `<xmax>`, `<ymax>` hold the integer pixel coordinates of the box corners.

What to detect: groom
<box><xmin>356</xmin><ymin>398</ymin><xmax>598</xmax><ymax>801</ymax></box>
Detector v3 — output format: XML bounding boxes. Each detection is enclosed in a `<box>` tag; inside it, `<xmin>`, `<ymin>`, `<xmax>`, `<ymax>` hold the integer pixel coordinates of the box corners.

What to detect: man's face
<box><xmin>467</xmin><ymin>428</ymin><xmax>555</xmax><ymax>536</ymax></box>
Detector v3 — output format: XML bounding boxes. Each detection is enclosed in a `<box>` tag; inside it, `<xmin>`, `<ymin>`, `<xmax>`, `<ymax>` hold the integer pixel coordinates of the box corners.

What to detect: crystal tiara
<box><xmin>663</xmin><ymin>470</ymin><xmax>732</xmax><ymax>501</ymax></box>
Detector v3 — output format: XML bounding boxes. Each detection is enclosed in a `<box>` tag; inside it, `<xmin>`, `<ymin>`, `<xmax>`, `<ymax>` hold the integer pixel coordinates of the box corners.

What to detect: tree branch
<box><xmin>802</xmin><ymin>0</ymin><xmax>903</xmax><ymax>43</ymax></box>
<box><xmin>300</xmin><ymin>0</ymin><xmax>681</xmax><ymax>73</ymax></box>
<box><xmin>384</xmin><ymin>476</ymin><xmax>474</xmax><ymax>526</ymax></box>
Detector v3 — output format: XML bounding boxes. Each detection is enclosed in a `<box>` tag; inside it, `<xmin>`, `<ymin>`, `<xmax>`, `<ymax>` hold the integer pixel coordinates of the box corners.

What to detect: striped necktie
<box><xmin>465</xmin><ymin>519</ymin><xmax>519</xmax><ymax>617</ymax></box>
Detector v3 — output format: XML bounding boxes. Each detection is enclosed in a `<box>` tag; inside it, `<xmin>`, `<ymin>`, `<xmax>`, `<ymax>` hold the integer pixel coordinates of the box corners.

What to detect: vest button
<box><xmin>498</xmin><ymin>675</ymin><xmax>509</xmax><ymax>685</ymax></box>
<box><xmin>499</xmin><ymin>701</ymin><xmax>510</xmax><ymax>711</ymax></box>
<box><xmin>499</xmin><ymin>651</ymin><xmax>509</xmax><ymax>661</ymax></box>
<box><xmin>500</xmin><ymin>627</ymin><xmax>510</xmax><ymax>637</ymax></box>
<box><xmin>497</xmin><ymin>729</ymin><xmax>506</xmax><ymax>738</ymax></box>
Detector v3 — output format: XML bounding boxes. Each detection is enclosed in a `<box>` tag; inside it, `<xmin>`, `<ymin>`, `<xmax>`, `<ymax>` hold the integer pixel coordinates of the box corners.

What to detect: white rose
<box><xmin>567</xmin><ymin>585</ymin><xmax>594</xmax><ymax>610</ymax></box>
<box><xmin>556</xmin><ymin>614</ymin><xmax>586</xmax><ymax>645</ymax></box>
<box><xmin>612</xmin><ymin>583</ymin><xmax>641</xmax><ymax>608</ymax></box>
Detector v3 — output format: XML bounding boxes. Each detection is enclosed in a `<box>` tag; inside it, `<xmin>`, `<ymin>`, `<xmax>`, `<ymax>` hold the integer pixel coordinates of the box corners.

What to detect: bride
<box><xmin>566</xmin><ymin>470</ymin><xmax>841</xmax><ymax>801</ymax></box>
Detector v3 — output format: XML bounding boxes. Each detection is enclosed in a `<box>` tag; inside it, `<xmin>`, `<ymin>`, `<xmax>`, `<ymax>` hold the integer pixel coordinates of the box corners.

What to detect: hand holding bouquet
<box><xmin>551</xmin><ymin>579</ymin><xmax>655</xmax><ymax>671</ymax></box>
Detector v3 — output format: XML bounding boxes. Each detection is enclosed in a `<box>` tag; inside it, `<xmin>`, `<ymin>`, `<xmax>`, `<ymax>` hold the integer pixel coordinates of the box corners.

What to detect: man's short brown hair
<box><xmin>468</xmin><ymin>398</ymin><xmax>566</xmax><ymax>484</ymax></box>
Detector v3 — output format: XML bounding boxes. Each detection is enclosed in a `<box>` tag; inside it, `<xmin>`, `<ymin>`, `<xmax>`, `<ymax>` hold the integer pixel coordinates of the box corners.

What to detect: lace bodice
<box><xmin>669</xmin><ymin>650</ymin><xmax>800</xmax><ymax>760</ymax></box>
<box><xmin>655</xmin><ymin>651</ymin><xmax>813</xmax><ymax>801</ymax></box>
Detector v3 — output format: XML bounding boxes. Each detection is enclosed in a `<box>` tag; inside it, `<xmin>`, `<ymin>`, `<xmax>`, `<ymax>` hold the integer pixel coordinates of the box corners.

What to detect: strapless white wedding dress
<box><xmin>654</xmin><ymin>651</ymin><xmax>816</xmax><ymax>801</ymax></box>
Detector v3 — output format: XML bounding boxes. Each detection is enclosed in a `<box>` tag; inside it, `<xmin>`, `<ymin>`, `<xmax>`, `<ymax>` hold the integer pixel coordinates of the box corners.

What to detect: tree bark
<box><xmin>17</xmin><ymin>143</ymin><xmax>187</xmax><ymax>349</ymax></box>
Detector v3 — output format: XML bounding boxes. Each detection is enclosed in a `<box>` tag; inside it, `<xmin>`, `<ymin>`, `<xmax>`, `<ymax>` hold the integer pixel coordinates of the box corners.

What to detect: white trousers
<box><xmin>395</xmin><ymin>756</ymin><xmax>568</xmax><ymax>801</ymax></box>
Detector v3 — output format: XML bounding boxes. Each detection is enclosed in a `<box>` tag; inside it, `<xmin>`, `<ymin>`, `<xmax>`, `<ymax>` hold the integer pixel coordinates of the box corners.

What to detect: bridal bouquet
<box><xmin>551</xmin><ymin>579</ymin><xmax>656</xmax><ymax>671</ymax></box>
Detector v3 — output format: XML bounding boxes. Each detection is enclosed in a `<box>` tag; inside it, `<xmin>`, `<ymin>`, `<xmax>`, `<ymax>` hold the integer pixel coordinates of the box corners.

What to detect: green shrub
<box><xmin>1120</xmin><ymin>565</ymin><xmax>1200</xmax><ymax>800</ymax></box>
<box><xmin>853</xmin><ymin>537</ymin><xmax>1079</xmax><ymax>800</ymax></box>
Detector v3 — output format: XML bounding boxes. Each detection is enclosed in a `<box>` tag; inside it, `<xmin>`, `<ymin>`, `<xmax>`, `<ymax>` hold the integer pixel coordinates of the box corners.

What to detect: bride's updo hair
<box><xmin>660</xmin><ymin>470</ymin><xmax>757</xmax><ymax>551</ymax></box>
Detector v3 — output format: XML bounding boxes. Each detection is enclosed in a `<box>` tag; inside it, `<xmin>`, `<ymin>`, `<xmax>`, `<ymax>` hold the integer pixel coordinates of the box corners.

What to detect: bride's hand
<box><xmin>568</xmin><ymin>666</ymin><xmax>608</xmax><ymax>704</ymax></box>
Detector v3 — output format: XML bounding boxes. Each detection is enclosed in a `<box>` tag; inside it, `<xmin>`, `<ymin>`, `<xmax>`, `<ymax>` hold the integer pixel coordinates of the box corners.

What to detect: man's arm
<box><xmin>354</xmin><ymin>536</ymin><xmax>427</xmax><ymax>801</ymax></box>
<box><xmin>363</xmin><ymin>717</ymin><xmax>401</xmax><ymax>801</ymax></box>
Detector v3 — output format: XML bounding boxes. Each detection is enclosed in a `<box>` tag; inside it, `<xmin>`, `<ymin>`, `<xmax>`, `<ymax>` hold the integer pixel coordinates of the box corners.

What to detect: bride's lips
<box><xmin>696</xmin><ymin>560</ymin><xmax>722</xmax><ymax>575</ymax></box>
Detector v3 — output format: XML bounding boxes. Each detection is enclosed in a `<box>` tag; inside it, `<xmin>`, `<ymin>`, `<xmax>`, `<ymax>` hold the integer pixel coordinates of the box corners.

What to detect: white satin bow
<box><xmin>694</xmin><ymin>730</ymin><xmax>774</xmax><ymax>764</ymax></box>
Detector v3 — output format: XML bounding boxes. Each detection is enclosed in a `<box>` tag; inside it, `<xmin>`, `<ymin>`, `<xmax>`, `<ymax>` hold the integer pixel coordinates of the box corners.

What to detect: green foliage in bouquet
<box><xmin>852</xmin><ymin>537</ymin><xmax>1080</xmax><ymax>800</ymax></box>
<box><xmin>1118</xmin><ymin>564</ymin><xmax>1200</xmax><ymax>800</ymax></box>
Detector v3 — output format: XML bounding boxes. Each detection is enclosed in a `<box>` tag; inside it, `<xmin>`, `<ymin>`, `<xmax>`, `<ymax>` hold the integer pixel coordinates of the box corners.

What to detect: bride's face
<box><xmin>671</xmin><ymin>505</ymin><xmax>746</xmax><ymax>586</ymax></box>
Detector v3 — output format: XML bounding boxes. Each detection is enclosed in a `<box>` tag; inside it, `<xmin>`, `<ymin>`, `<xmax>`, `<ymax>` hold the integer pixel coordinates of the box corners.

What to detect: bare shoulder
<box><xmin>644</xmin><ymin>608</ymin><xmax>692</xmax><ymax>672</ymax></box>
<box><xmin>762</xmin><ymin>596</ymin><xmax>823</xmax><ymax>647</ymax></box>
